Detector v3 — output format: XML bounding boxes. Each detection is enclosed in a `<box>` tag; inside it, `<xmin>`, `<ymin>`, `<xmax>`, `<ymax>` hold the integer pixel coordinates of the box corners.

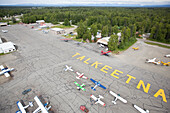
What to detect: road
<box><xmin>0</xmin><ymin>24</ymin><xmax>169</xmax><ymax>113</ymax></box>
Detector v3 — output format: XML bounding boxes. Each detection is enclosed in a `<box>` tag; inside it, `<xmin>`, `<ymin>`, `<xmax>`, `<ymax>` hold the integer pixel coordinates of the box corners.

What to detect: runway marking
<box><xmin>72</xmin><ymin>52</ymin><xmax>167</xmax><ymax>103</ymax></box>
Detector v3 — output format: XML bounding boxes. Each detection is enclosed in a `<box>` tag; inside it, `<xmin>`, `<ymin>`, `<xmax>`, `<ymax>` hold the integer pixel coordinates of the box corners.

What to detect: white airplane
<box><xmin>64</xmin><ymin>65</ymin><xmax>73</xmax><ymax>72</ymax></box>
<box><xmin>90</xmin><ymin>95</ymin><xmax>105</xmax><ymax>106</ymax></box>
<box><xmin>16</xmin><ymin>101</ymin><xmax>33</xmax><ymax>113</ymax></box>
<box><xmin>2</xmin><ymin>29</ymin><xmax>8</xmax><ymax>32</ymax></box>
<box><xmin>109</xmin><ymin>91</ymin><xmax>127</xmax><ymax>105</ymax></box>
<box><xmin>33</xmin><ymin>96</ymin><xmax>51</xmax><ymax>113</ymax></box>
<box><xmin>133</xmin><ymin>104</ymin><xmax>149</xmax><ymax>113</ymax></box>
<box><xmin>42</xmin><ymin>30</ymin><xmax>49</xmax><ymax>34</ymax></box>
<box><xmin>165</xmin><ymin>54</ymin><xmax>170</xmax><ymax>58</ymax></box>
<box><xmin>145</xmin><ymin>58</ymin><xmax>157</xmax><ymax>63</ymax></box>
<box><xmin>0</xmin><ymin>65</ymin><xmax>14</xmax><ymax>77</ymax></box>
<box><xmin>75</xmin><ymin>72</ymin><xmax>88</xmax><ymax>79</ymax></box>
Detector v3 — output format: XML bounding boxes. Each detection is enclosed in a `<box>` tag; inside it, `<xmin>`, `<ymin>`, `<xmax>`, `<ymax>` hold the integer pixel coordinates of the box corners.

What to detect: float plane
<box><xmin>0</xmin><ymin>65</ymin><xmax>14</xmax><ymax>77</ymax></box>
<box><xmin>75</xmin><ymin>72</ymin><xmax>88</xmax><ymax>79</ymax></box>
<box><xmin>109</xmin><ymin>91</ymin><xmax>127</xmax><ymax>104</ymax></box>
<box><xmin>90</xmin><ymin>95</ymin><xmax>105</xmax><ymax>106</ymax></box>
<box><xmin>90</xmin><ymin>78</ymin><xmax>106</xmax><ymax>91</ymax></box>
<box><xmin>64</xmin><ymin>65</ymin><xmax>73</xmax><ymax>72</ymax></box>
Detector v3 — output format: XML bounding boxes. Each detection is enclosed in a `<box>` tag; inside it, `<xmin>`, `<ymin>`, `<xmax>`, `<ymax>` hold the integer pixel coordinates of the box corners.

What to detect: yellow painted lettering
<box><xmin>84</xmin><ymin>58</ymin><xmax>91</xmax><ymax>64</ymax></box>
<box><xmin>126</xmin><ymin>74</ymin><xmax>136</xmax><ymax>84</ymax></box>
<box><xmin>72</xmin><ymin>52</ymin><xmax>80</xmax><ymax>57</ymax></box>
<box><xmin>77</xmin><ymin>56</ymin><xmax>85</xmax><ymax>61</ymax></box>
<box><xmin>100</xmin><ymin>65</ymin><xmax>112</xmax><ymax>73</ymax></box>
<box><xmin>154</xmin><ymin>89</ymin><xmax>167</xmax><ymax>103</ymax></box>
<box><xmin>91</xmin><ymin>61</ymin><xmax>102</xmax><ymax>69</ymax></box>
<box><xmin>110</xmin><ymin>69</ymin><xmax>123</xmax><ymax>79</ymax></box>
<box><xmin>136</xmin><ymin>80</ymin><xmax>151</xmax><ymax>93</ymax></box>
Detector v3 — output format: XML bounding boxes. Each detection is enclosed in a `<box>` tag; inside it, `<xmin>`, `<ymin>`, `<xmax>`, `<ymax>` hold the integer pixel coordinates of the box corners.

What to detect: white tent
<box><xmin>97</xmin><ymin>37</ymin><xmax>110</xmax><ymax>45</ymax></box>
<box><xmin>0</xmin><ymin>42</ymin><xmax>16</xmax><ymax>53</ymax></box>
<box><xmin>51</xmin><ymin>28</ymin><xmax>65</xmax><ymax>34</ymax></box>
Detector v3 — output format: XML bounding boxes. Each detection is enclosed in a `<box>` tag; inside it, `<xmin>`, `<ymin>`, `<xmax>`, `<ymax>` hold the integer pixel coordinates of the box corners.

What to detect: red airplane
<box><xmin>101</xmin><ymin>51</ymin><xmax>111</xmax><ymax>56</ymax></box>
<box><xmin>60</xmin><ymin>38</ymin><xmax>72</xmax><ymax>42</ymax></box>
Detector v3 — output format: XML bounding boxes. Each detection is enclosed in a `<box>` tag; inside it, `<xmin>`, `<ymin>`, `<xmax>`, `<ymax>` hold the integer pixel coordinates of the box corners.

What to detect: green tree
<box><xmin>113</xmin><ymin>25</ymin><xmax>119</xmax><ymax>34</ymax></box>
<box><xmin>12</xmin><ymin>17</ymin><xmax>16</xmax><ymax>23</ymax></box>
<box><xmin>108</xmin><ymin>35</ymin><xmax>118</xmax><ymax>51</ymax></box>
<box><xmin>77</xmin><ymin>20</ymin><xmax>87</xmax><ymax>39</ymax></box>
<box><xmin>101</xmin><ymin>25</ymin><xmax>109</xmax><ymax>37</ymax></box>
<box><xmin>63</xmin><ymin>18</ymin><xmax>70</xmax><ymax>26</ymax></box>
<box><xmin>90</xmin><ymin>24</ymin><xmax>98</xmax><ymax>37</ymax></box>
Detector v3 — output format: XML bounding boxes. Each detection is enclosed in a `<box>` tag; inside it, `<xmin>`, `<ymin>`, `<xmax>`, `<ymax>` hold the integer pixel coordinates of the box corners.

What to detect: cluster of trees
<box><xmin>0</xmin><ymin>7</ymin><xmax>169</xmax><ymax>45</ymax></box>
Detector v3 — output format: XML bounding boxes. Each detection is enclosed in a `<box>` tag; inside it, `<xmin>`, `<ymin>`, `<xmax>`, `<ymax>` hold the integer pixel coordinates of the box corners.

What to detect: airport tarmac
<box><xmin>0</xmin><ymin>24</ymin><xmax>170</xmax><ymax>113</ymax></box>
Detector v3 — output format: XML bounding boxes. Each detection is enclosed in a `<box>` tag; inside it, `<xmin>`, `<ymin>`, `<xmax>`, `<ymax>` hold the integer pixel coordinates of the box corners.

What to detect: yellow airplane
<box><xmin>132</xmin><ymin>47</ymin><xmax>139</xmax><ymax>50</ymax></box>
<box><xmin>161</xmin><ymin>61</ymin><xmax>170</xmax><ymax>66</ymax></box>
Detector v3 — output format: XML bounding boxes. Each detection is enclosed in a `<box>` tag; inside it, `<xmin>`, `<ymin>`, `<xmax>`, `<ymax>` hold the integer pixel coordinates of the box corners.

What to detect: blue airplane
<box><xmin>90</xmin><ymin>78</ymin><xmax>106</xmax><ymax>91</ymax></box>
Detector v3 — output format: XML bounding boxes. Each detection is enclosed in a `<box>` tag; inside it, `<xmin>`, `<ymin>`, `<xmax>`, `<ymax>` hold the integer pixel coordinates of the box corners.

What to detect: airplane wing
<box><xmin>90</xmin><ymin>95</ymin><xmax>98</xmax><ymax>101</ymax></box>
<box><xmin>99</xmin><ymin>84</ymin><xmax>106</xmax><ymax>89</ymax></box>
<box><xmin>76</xmin><ymin>72</ymin><xmax>80</xmax><ymax>76</ymax></box>
<box><xmin>134</xmin><ymin>104</ymin><xmax>149</xmax><ymax>113</ymax></box>
<box><xmin>74</xmin><ymin>82</ymin><xmax>80</xmax><ymax>87</ymax></box>
<box><xmin>109</xmin><ymin>91</ymin><xmax>127</xmax><ymax>103</ymax></box>
<box><xmin>106</xmin><ymin>51</ymin><xmax>111</xmax><ymax>53</ymax></box>
<box><xmin>97</xmin><ymin>100</ymin><xmax>105</xmax><ymax>106</ymax></box>
<box><xmin>0</xmin><ymin>65</ymin><xmax>5</xmax><ymax>71</ymax></box>
<box><xmin>82</xmin><ymin>75</ymin><xmax>88</xmax><ymax>79</ymax></box>
<box><xmin>4</xmin><ymin>72</ymin><xmax>10</xmax><ymax>77</ymax></box>
<box><xmin>16</xmin><ymin>101</ymin><xmax>27</xmax><ymax>113</ymax></box>
<box><xmin>33</xmin><ymin>96</ymin><xmax>48</xmax><ymax>113</ymax></box>
<box><xmin>90</xmin><ymin>78</ymin><xmax>97</xmax><ymax>84</ymax></box>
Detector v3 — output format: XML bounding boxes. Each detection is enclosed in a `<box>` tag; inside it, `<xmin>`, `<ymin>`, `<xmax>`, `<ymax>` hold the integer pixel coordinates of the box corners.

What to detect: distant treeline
<box><xmin>0</xmin><ymin>7</ymin><xmax>169</xmax><ymax>43</ymax></box>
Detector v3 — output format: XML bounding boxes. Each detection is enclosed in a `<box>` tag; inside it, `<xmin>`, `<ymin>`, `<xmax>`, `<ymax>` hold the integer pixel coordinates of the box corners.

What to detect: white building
<box><xmin>0</xmin><ymin>42</ymin><xmax>16</xmax><ymax>54</ymax></box>
<box><xmin>36</xmin><ymin>20</ymin><xmax>45</xmax><ymax>25</ymax></box>
<box><xmin>97</xmin><ymin>37</ymin><xmax>110</xmax><ymax>45</ymax></box>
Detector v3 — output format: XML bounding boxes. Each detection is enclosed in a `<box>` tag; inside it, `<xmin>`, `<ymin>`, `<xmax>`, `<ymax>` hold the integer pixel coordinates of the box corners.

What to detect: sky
<box><xmin>0</xmin><ymin>0</ymin><xmax>170</xmax><ymax>6</ymax></box>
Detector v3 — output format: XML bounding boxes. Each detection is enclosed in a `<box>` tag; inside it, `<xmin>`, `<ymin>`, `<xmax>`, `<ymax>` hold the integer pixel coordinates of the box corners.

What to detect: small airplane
<box><xmin>90</xmin><ymin>78</ymin><xmax>106</xmax><ymax>91</ymax></box>
<box><xmin>161</xmin><ymin>61</ymin><xmax>170</xmax><ymax>66</ymax></box>
<box><xmin>133</xmin><ymin>104</ymin><xmax>149</xmax><ymax>113</ymax></box>
<box><xmin>0</xmin><ymin>65</ymin><xmax>14</xmax><ymax>77</ymax></box>
<box><xmin>2</xmin><ymin>30</ymin><xmax>8</xmax><ymax>33</ymax></box>
<box><xmin>90</xmin><ymin>95</ymin><xmax>105</xmax><ymax>106</ymax></box>
<box><xmin>60</xmin><ymin>38</ymin><xmax>72</xmax><ymax>42</ymax></box>
<box><xmin>74</xmin><ymin>81</ymin><xmax>86</xmax><ymax>91</ymax></box>
<box><xmin>109</xmin><ymin>91</ymin><xmax>127</xmax><ymax>105</ymax></box>
<box><xmin>75</xmin><ymin>72</ymin><xmax>88</xmax><ymax>79</ymax></box>
<box><xmin>33</xmin><ymin>96</ymin><xmax>51</xmax><ymax>113</ymax></box>
<box><xmin>145</xmin><ymin>58</ymin><xmax>157</xmax><ymax>63</ymax></box>
<box><xmin>16</xmin><ymin>101</ymin><xmax>33</xmax><ymax>113</ymax></box>
<box><xmin>132</xmin><ymin>47</ymin><xmax>139</xmax><ymax>50</ymax></box>
<box><xmin>101</xmin><ymin>51</ymin><xmax>111</xmax><ymax>56</ymax></box>
<box><xmin>42</xmin><ymin>30</ymin><xmax>49</xmax><ymax>34</ymax></box>
<box><xmin>164</xmin><ymin>54</ymin><xmax>170</xmax><ymax>58</ymax></box>
<box><xmin>64</xmin><ymin>65</ymin><xmax>73</xmax><ymax>72</ymax></box>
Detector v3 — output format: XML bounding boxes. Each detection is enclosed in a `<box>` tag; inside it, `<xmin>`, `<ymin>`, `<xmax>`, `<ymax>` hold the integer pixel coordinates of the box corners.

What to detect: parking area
<box><xmin>0</xmin><ymin>24</ymin><xmax>169</xmax><ymax>113</ymax></box>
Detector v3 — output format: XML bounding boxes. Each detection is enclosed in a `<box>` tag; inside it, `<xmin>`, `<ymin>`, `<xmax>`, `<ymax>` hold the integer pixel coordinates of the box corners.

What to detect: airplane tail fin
<box><xmin>91</xmin><ymin>87</ymin><xmax>96</xmax><ymax>91</ymax></box>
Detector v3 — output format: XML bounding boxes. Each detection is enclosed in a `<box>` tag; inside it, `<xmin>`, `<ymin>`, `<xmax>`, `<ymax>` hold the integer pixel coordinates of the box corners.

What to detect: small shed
<box><xmin>0</xmin><ymin>42</ymin><xmax>16</xmax><ymax>53</ymax></box>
